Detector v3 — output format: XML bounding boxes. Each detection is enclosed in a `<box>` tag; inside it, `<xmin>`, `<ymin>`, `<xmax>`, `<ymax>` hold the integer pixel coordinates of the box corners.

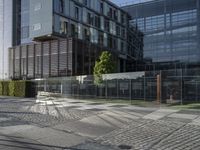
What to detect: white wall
<box><xmin>0</xmin><ymin>0</ymin><xmax>13</xmax><ymax>79</ymax></box>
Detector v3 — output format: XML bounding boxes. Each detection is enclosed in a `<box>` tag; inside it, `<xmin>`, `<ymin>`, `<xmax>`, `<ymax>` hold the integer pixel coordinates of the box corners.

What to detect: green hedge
<box><xmin>2</xmin><ymin>81</ymin><xmax>9</xmax><ymax>96</ymax></box>
<box><xmin>0</xmin><ymin>80</ymin><xmax>36</xmax><ymax>97</ymax></box>
<box><xmin>8</xmin><ymin>81</ymin><xmax>15</xmax><ymax>96</ymax></box>
<box><xmin>16</xmin><ymin>81</ymin><xmax>27</xmax><ymax>97</ymax></box>
<box><xmin>0</xmin><ymin>82</ymin><xmax>2</xmax><ymax>95</ymax></box>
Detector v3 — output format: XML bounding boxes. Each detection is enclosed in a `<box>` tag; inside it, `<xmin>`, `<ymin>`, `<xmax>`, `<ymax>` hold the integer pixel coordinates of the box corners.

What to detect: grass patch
<box><xmin>170</xmin><ymin>103</ymin><xmax>200</xmax><ymax>110</ymax></box>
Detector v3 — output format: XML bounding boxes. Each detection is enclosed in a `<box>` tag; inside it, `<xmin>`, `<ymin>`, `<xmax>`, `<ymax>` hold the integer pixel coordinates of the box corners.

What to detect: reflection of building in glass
<box><xmin>9</xmin><ymin>0</ymin><xmax>143</xmax><ymax>79</ymax></box>
<box><xmin>123</xmin><ymin>0</ymin><xmax>200</xmax><ymax>70</ymax></box>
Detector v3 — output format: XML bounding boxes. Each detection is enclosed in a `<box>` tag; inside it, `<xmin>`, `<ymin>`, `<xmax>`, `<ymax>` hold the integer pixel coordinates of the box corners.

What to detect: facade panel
<box><xmin>27</xmin><ymin>45</ymin><xmax>35</xmax><ymax>78</ymax></box>
<box><xmin>29</xmin><ymin>0</ymin><xmax>53</xmax><ymax>39</ymax></box>
<box><xmin>0</xmin><ymin>0</ymin><xmax>13</xmax><ymax>79</ymax></box>
<box><xmin>123</xmin><ymin>0</ymin><xmax>200</xmax><ymax>70</ymax></box>
<box><xmin>10</xmin><ymin>38</ymin><xmax>121</xmax><ymax>79</ymax></box>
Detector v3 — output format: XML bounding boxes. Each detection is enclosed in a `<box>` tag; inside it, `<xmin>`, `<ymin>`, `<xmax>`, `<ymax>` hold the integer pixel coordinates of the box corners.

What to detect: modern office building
<box><xmin>8</xmin><ymin>0</ymin><xmax>143</xmax><ymax>79</ymax></box>
<box><xmin>0</xmin><ymin>0</ymin><xmax>13</xmax><ymax>79</ymax></box>
<box><xmin>123</xmin><ymin>0</ymin><xmax>200</xmax><ymax>70</ymax></box>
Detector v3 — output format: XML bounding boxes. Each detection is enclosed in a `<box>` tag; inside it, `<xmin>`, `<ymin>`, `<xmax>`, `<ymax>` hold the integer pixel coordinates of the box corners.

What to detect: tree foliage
<box><xmin>93</xmin><ymin>51</ymin><xmax>116</xmax><ymax>85</ymax></box>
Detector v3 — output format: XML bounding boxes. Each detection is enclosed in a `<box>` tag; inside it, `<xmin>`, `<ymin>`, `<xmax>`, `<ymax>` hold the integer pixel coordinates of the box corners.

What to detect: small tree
<box><xmin>93</xmin><ymin>51</ymin><xmax>116</xmax><ymax>85</ymax></box>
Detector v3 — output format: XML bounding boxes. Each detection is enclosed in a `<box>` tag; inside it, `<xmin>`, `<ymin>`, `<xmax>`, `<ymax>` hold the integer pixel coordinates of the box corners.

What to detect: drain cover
<box><xmin>118</xmin><ymin>145</ymin><xmax>132</xmax><ymax>149</ymax></box>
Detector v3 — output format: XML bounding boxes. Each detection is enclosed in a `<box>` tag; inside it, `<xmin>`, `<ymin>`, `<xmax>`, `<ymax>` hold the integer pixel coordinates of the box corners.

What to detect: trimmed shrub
<box><xmin>9</xmin><ymin>81</ymin><xmax>15</xmax><ymax>96</ymax></box>
<box><xmin>0</xmin><ymin>80</ymin><xmax>36</xmax><ymax>97</ymax></box>
<box><xmin>2</xmin><ymin>81</ymin><xmax>9</xmax><ymax>96</ymax></box>
<box><xmin>14</xmin><ymin>81</ymin><xmax>26</xmax><ymax>97</ymax></box>
<box><xmin>0</xmin><ymin>82</ymin><xmax>2</xmax><ymax>95</ymax></box>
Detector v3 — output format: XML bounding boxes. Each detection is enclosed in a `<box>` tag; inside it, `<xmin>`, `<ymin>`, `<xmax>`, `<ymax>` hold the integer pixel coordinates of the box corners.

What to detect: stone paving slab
<box><xmin>14</xmin><ymin>126</ymin><xmax>87</xmax><ymax>148</ymax></box>
<box><xmin>97</xmin><ymin>113</ymin><xmax>137</xmax><ymax>127</ymax></box>
<box><xmin>189</xmin><ymin>116</ymin><xmax>200</xmax><ymax>126</ymax></box>
<box><xmin>80</xmin><ymin>115</ymin><xmax>122</xmax><ymax>128</ymax></box>
<box><xmin>152</xmin><ymin>124</ymin><xmax>200</xmax><ymax>150</ymax></box>
<box><xmin>168</xmin><ymin>113</ymin><xmax>198</xmax><ymax>120</ymax></box>
<box><xmin>0</xmin><ymin>125</ymin><xmax>34</xmax><ymax>135</ymax></box>
<box><xmin>143</xmin><ymin>109</ymin><xmax>179</xmax><ymax>120</ymax></box>
<box><xmin>53</xmin><ymin>120</ymin><xmax>115</xmax><ymax>138</ymax></box>
<box><xmin>123</xmin><ymin>105</ymin><xmax>157</xmax><ymax>112</ymax></box>
<box><xmin>0</xmin><ymin>135</ymin><xmax>52</xmax><ymax>150</ymax></box>
<box><xmin>96</xmin><ymin>119</ymin><xmax>186</xmax><ymax>150</ymax></box>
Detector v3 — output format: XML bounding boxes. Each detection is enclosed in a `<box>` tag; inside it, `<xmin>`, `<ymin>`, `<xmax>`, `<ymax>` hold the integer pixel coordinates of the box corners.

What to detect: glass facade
<box><xmin>123</xmin><ymin>0</ymin><xmax>200</xmax><ymax>68</ymax></box>
<box><xmin>9</xmin><ymin>0</ymin><xmax>144</xmax><ymax>79</ymax></box>
<box><xmin>52</xmin><ymin>0</ymin><xmax>143</xmax><ymax>59</ymax></box>
<box><xmin>0</xmin><ymin>0</ymin><xmax>13</xmax><ymax>79</ymax></box>
<box><xmin>21</xmin><ymin>0</ymin><xmax>31</xmax><ymax>44</ymax></box>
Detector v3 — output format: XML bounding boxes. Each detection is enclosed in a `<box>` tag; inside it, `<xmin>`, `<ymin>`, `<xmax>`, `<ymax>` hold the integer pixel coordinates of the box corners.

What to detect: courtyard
<box><xmin>0</xmin><ymin>96</ymin><xmax>200</xmax><ymax>149</ymax></box>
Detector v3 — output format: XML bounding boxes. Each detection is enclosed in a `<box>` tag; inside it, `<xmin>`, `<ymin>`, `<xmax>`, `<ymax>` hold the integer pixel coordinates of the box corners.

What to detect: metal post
<box><xmin>196</xmin><ymin>81</ymin><xmax>198</xmax><ymax>102</ymax></box>
<box><xmin>117</xmin><ymin>79</ymin><xmax>119</xmax><ymax>99</ymax></box>
<box><xmin>129</xmin><ymin>79</ymin><xmax>132</xmax><ymax>104</ymax></box>
<box><xmin>180</xmin><ymin>68</ymin><xmax>183</xmax><ymax>105</ymax></box>
<box><xmin>61</xmin><ymin>82</ymin><xmax>63</xmax><ymax>95</ymax></box>
<box><xmin>144</xmin><ymin>72</ymin><xmax>146</xmax><ymax>101</ymax></box>
<box><xmin>160</xmin><ymin>70</ymin><xmax>162</xmax><ymax>105</ymax></box>
<box><xmin>105</xmin><ymin>76</ymin><xmax>108</xmax><ymax>100</ymax></box>
<box><xmin>44</xmin><ymin>80</ymin><xmax>47</xmax><ymax>92</ymax></box>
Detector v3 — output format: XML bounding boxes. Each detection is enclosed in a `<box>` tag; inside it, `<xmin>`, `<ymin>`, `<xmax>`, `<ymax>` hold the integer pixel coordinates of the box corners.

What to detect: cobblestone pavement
<box><xmin>96</xmin><ymin>116</ymin><xmax>200</xmax><ymax>150</ymax></box>
<box><xmin>0</xmin><ymin>96</ymin><xmax>200</xmax><ymax>150</ymax></box>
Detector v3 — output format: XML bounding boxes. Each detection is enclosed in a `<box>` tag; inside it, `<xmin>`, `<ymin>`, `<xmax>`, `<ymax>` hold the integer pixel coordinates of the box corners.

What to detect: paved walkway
<box><xmin>0</xmin><ymin>96</ymin><xmax>200</xmax><ymax>149</ymax></box>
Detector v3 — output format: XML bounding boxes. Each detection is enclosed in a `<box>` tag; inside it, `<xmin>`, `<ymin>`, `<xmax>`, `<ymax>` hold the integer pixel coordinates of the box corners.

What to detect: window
<box><xmin>116</xmin><ymin>26</ymin><xmax>120</xmax><ymax>36</ymax></box>
<box><xmin>83</xmin><ymin>28</ymin><xmax>90</xmax><ymax>41</ymax></box>
<box><xmin>108</xmin><ymin>35</ymin><xmax>113</xmax><ymax>49</ymax></box>
<box><xmin>87</xmin><ymin>13</ymin><xmax>91</xmax><ymax>24</ymax></box>
<box><xmin>98</xmin><ymin>31</ymin><xmax>104</xmax><ymax>45</ymax></box>
<box><xmin>75</xmin><ymin>7</ymin><xmax>79</xmax><ymax>20</ymax></box>
<box><xmin>121</xmin><ymin>41</ymin><xmax>124</xmax><ymax>52</ymax></box>
<box><xmin>121</xmin><ymin>13</ymin><xmax>125</xmax><ymax>24</ymax></box>
<box><xmin>104</xmin><ymin>19</ymin><xmax>109</xmax><ymax>32</ymax></box>
<box><xmin>109</xmin><ymin>8</ymin><xmax>113</xmax><ymax>18</ymax></box>
<box><xmin>71</xmin><ymin>24</ymin><xmax>78</xmax><ymax>38</ymax></box>
<box><xmin>83</xmin><ymin>0</ymin><xmax>91</xmax><ymax>7</ymax></box>
<box><xmin>100</xmin><ymin>2</ymin><xmax>103</xmax><ymax>13</ymax></box>
<box><xmin>95</xmin><ymin>16</ymin><xmax>100</xmax><ymax>28</ymax></box>
<box><xmin>59</xmin><ymin>0</ymin><xmax>64</xmax><ymax>13</ymax></box>
<box><xmin>21</xmin><ymin>26</ymin><xmax>29</xmax><ymax>39</ymax></box>
<box><xmin>83</xmin><ymin>0</ymin><xmax>87</xmax><ymax>5</ymax></box>
<box><xmin>87</xmin><ymin>12</ymin><xmax>93</xmax><ymax>25</ymax></box>
<box><xmin>64</xmin><ymin>22</ymin><xmax>68</xmax><ymax>34</ymax></box>
<box><xmin>113</xmin><ymin>38</ymin><xmax>117</xmax><ymax>49</ymax></box>
<box><xmin>60</xmin><ymin>21</ymin><xmax>68</xmax><ymax>35</ymax></box>
<box><xmin>114</xmin><ymin>10</ymin><xmax>118</xmax><ymax>20</ymax></box>
<box><xmin>121</xmin><ymin>28</ymin><xmax>125</xmax><ymax>38</ymax></box>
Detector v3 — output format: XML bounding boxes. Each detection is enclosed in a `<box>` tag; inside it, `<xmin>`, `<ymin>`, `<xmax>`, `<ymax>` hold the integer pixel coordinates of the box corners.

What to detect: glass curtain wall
<box><xmin>53</xmin><ymin>0</ymin><xmax>130</xmax><ymax>54</ymax></box>
<box><xmin>21</xmin><ymin>0</ymin><xmax>31</xmax><ymax>44</ymax></box>
<box><xmin>123</xmin><ymin>0</ymin><xmax>200</xmax><ymax>69</ymax></box>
